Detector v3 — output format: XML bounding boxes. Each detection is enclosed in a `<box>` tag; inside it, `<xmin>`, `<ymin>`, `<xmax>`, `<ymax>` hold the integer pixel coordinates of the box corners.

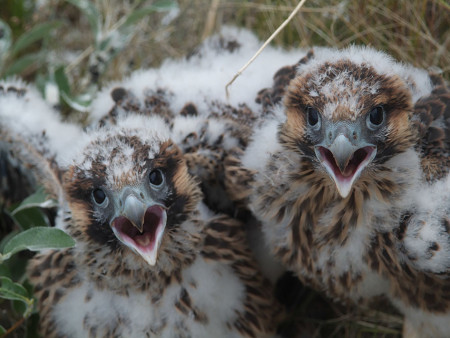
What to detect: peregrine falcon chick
<box><xmin>0</xmin><ymin>82</ymin><xmax>280</xmax><ymax>337</ymax></box>
<box><xmin>226</xmin><ymin>46</ymin><xmax>450</xmax><ymax>337</ymax></box>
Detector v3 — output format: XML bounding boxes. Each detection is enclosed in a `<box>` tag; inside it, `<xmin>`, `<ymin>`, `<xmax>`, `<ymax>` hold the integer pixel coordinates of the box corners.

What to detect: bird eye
<box><xmin>306</xmin><ymin>107</ymin><xmax>321</xmax><ymax>128</ymax></box>
<box><xmin>149</xmin><ymin>169</ymin><xmax>164</xmax><ymax>187</ymax></box>
<box><xmin>92</xmin><ymin>188</ymin><xmax>107</xmax><ymax>205</ymax></box>
<box><xmin>367</xmin><ymin>106</ymin><xmax>385</xmax><ymax>129</ymax></box>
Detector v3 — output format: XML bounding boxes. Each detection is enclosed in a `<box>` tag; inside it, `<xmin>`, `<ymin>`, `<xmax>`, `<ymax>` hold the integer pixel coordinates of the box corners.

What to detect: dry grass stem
<box><xmin>202</xmin><ymin>0</ymin><xmax>220</xmax><ymax>40</ymax></box>
<box><xmin>225</xmin><ymin>0</ymin><xmax>308</xmax><ymax>98</ymax></box>
<box><xmin>220</xmin><ymin>2</ymin><xmax>338</xmax><ymax>14</ymax></box>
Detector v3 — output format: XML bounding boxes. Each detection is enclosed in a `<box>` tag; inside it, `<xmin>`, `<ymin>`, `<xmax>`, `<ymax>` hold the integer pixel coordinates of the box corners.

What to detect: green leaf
<box><xmin>10</xmin><ymin>21</ymin><xmax>62</xmax><ymax>56</ymax></box>
<box><xmin>13</xmin><ymin>297</ymin><xmax>27</xmax><ymax>316</ymax></box>
<box><xmin>0</xmin><ymin>19</ymin><xmax>12</xmax><ymax>57</ymax></box>
<box><xmin>13</xmin><ymin>281</ymin><xmax>36</xmax><ymax>317</ymax></box>
<box><xmin>0</xmin><ymin>277</ymin><xmax>34</xmax><ymax>319</ymax></box>
<box><xmin>1</xmin><ymin>253</ymin><xmax>29</xmax><ymax>284</ymax></box>
<box><xmin>152</xmin><ymin>0</ymin><xmax>179</xmax><ymax>11</ymax></box>
<box><xmin>21</xmin><ymin>280</ymin><xmax>35</xmax><ymax>300</ymax></box>
<box><xmin>12</xmin><ymin>207</ymin><xmax>50</xmax><ymax>230</ymax></box>
<box><xmin>2</xmin><ymin>227</ymin><xmax>75</xmax><ymax>258</ymax></box>
<box><xmin>0</xmin><ymin>264</ymin><xmax>12</xmax><ymax>279</ymax></box>
<box><xmin>3</xmin><ymin>52</ymin><xmax>44</xmax><ymax>77</ymax></box>
<box><xmin>11</xmin><ymin>187</ymin><xmax>58</xmax><ymax>216</ymax></box>
<box><xmin>0</xmin><ymin>276</ymin><xmax>29</xmax><ymax>303</ymax></box>
<box><xmin>35</xmin><ymin>72</ymin><xmax>49</xmax><ymax>97</ymax></box>
<box><xmin>0</xmin><ymin>324</ymin><xmax>6</xmax><ymax>335</ymax></box>
<box><xmin>54</xmin><ymin>66</ymin><xmax>70</xmax><ymax>95</ymax></box>
<box><xmin>0</xmin><ymin>230</ymin><xmax>19</xmax><ymax>253</ymax></box>
<box><xmin>60</xmin><ymin>91</ymin><xmax>91</xmax><ymax>112</ymax></box>
<box><xmin>65</xmin><ymin>0</ymin><xmax>100</xmax><ymax>39</ymax></box>
<box><xmin>122</xmin><ymin>1</ymin><xmax>178</xmax><ymax>28</ymax></box>
<box><xmin>54</xmin><ymin>64</ymin><xmax>94</xmax><ymax>111</ymax></box>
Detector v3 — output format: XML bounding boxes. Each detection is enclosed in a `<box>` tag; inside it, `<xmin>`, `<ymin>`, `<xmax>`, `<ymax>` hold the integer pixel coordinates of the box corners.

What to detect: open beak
<box><xmin>110</xmin><ymin>192</ymin><xmax>167</xmax><ymax>266</ymax></box>
<box><xmin>315</xmin><ymin>133</ymin><xmax>376</xmax><ymax>198</ymax></box>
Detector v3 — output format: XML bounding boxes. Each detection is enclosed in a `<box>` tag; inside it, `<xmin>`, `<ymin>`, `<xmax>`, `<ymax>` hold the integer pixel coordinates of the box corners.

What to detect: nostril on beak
<box><xmin>352</xmin><ymin>131</ymin><xmax>357</xmax><ymax>140</ymax></box>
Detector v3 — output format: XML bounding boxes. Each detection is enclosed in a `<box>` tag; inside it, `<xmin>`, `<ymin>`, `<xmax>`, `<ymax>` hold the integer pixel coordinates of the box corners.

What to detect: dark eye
<box><xmin>92</xmin><ymin>188</ymin><xmax>106</xmax><ymax>205</ymax></box>
<box><xmin>149</xmin><ymin>169</ymin><xmax>164</xmax><ymax>187</ymax></box>
<box><xmin>306</xmin><ymin>107</ymin><xmax>320</xmax><ymax>128</ymax></box>
<box><xmin>367</xmin><ymin>106</ymin><xmax>385</xmax><ymax>129</ymax></box>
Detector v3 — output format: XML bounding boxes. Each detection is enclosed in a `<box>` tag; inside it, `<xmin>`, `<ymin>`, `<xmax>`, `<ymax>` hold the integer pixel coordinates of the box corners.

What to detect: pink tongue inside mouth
<box><xmin>319</xmin><ymin>146</ymin><xmax>372</xmax><ymax>179</ymax></box>
<box><xmin>112</xmin><ymin>205</ymin><xmax>164</xmax><ymax>251</ymax></box>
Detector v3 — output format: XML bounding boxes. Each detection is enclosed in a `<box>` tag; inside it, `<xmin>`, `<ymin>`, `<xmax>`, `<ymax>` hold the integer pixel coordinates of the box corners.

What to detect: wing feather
<box><xmin>255</xmin><ymin>50</ymin><xmax>314</xmax><ymax>114</ymax></box>
<box><xmin>413</xmin><ymin>73</ymin><xmax>450</xmax><ymax>181</ymax></box>
<box><xmin>201</xmin><ymin>215</ymin><xmax>283</xmax><ymax>337</ymax></box>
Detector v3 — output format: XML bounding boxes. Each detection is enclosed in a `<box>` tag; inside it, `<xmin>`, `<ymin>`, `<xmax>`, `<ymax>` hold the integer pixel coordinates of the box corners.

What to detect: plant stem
<box><xmin>3</xmin><ymin>317</ymin><xmax>25</xmax><ymax>337</ymax></box>
<box><xmin>225</xmin><ymin>0</ymin><xmax>308</xmax><ymax>98</ymax></box>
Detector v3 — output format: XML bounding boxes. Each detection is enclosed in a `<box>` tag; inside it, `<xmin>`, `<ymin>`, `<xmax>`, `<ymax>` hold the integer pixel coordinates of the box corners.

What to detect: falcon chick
<box><xmin>85</xmin><ymin>29</ymin><xmax>296</xmax><ymax>282</ymax></box>
<box><xmin>226</xmin><ymin>46</ymin><xmax>450</xmax><ymax>337</ymax></box>
<box><xmin>0</xmin><ymin>83</ymin><xmax>280</xmax><ymax>337</ymax></box>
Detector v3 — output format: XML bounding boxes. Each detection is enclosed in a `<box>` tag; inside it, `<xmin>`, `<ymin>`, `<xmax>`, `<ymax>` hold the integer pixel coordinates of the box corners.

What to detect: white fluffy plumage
<box><xmin>89</xmin><ymin>26</ymin><xmax>304</xmax><ymax>124</ymax></box>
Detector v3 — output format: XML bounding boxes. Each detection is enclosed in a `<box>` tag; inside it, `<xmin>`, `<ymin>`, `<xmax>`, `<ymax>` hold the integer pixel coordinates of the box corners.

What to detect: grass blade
<box><xmin>122</xmin><ymin>1</ymin><xmax>179</xmax><ymax>28</ymax></box>
<box><xmin>0</xmin><ymin>19</ymin><xmax>12</xmax><ymax>57</ymax></box>
<box><xmin>3</xmin><ymin>52</ymin><xmax>44</xmax><ymax>77</ymax></box>
<box><xmin>10</xmin><ymin>21</ymin><xmax>61</xmax><ymax>57</ymax></box>
<box><xmin>65</xmin><ymin>0</ymin><xmax>100</xmax><ymax>39</ymax></box>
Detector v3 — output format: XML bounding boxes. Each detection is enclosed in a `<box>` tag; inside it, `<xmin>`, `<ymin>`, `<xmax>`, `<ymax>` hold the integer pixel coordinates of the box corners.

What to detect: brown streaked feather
<box><xmin>0</xmin><ymin>84</ymin><xmax>27</xmax><ymax>97</ymax></box>
<box><xmin>184</xmin><ymin>149</ymin><xmax>237</xmax><ymax>214</ymax></box>
<box><xmin>28</xmin><ymin>233</ymin><xmax>201</xmax><ymax>337</ymax></box>
<box><xmin>99</xmin><ymin>87</ymin><xmax>175</xmax><ymax>127</ymax></box>
<box><xmin>366</xmin><ymin>229</ymin><xmax>450</xmax><ymax>313</ymax></box>
<box><xmin>256</xmin><ymin>50</ymin><xmax>314</xmax><ymax>114</ymax></box>
<box><xmin>176</xmin><ymin>101</ymin><xmax>256</xmax><ymax>215</ymax></box>
<box><xmin>413</xmin><ymin>73</ymin><xmax>450</xmax><ymax>181</ymax></box>
<box><xmin>209</xmin><ymin>101</ymin><xmax>257</xmax><ymax>127</ymax></box>
<box><xmin>223</xmin><ymin>149</ymin><xmax>257</xmax><ymax>209</ymax></box>
<box><xmin>201</xmin><ymin>215</ymin><xmax>283</xmax><ymax>337</ymax></box>
<box><xmin>28</xmin><ymin>249</ymin><xmax>82</xmax><ymax>337</ymax></box>
<box><xmin>207</xmin><ymin>101</ymin><xmax>256</xmax><ymax>148</ymax></box>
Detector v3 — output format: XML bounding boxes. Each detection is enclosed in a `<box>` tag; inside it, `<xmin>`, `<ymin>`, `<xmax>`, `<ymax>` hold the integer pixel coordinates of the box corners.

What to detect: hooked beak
<box><xmin>315</xmin><ymin>134</ymin><xmax>376</xmax><ymax>198</ymax></box>
<box><xmin>110</xmin><ymin>192</ymin><xmax>167</xmax><ymax>266</ymax></box>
